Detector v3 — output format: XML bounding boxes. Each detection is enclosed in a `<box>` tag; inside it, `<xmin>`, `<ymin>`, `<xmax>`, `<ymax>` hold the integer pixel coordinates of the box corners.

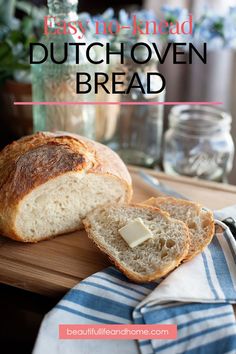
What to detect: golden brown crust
<box><xmin>83</xmin><ymin>204</ymin><xmax>190</xmax><ymax>283</ymax></box>
<box><xmin>0</xmin><ymin>132</ymin><xmax>132</xmax><ymax>240</ymax></box>
<box><xmin>183</xmin><ymin>210</ymin><xmax>215</xmax><ymax>261</ymax></box>
<box><xmin>144</xmin><ymin>197</ymin><xmax>202</xmax><ymax>212</ymax></box>
<box><xmin>143</xmin><ymin>197</ymin><xmax>215</xmax><ymax>262</ymax></box>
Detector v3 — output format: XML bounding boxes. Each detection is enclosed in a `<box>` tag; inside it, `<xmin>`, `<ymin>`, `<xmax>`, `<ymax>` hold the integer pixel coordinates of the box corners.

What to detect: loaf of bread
<box><xmin>83</xmin><ymin>204</ymin><xmax>190</xmax><ymax>282</ymax></box>
<box><xmin>143</xmin><ymin>197</ymin><xmax>215</xmax><ymax>261</ymax></box>
<box><xmin>0</xmin><ymin>132</ymin><xmax>132</xmax><ymax>242</ymax></box>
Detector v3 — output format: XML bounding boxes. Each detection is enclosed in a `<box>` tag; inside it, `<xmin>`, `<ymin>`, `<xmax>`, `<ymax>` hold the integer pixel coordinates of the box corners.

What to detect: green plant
<box><xmin>0</xmin><ymin>0</ymin><xmax>46</xmax><ymax>84</ymax></box>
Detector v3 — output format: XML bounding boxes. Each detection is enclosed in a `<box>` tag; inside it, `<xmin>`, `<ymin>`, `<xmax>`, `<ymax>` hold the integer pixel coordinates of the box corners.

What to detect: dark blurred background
<box><xmin>1</xmin><ymin>0</ymin><xmax>236</xmax><ymax>185</ymax></box>
<box><xmin>34</xmin><ymin>0</ymin><xmax>143</xmax><ymax>13</ymax></box>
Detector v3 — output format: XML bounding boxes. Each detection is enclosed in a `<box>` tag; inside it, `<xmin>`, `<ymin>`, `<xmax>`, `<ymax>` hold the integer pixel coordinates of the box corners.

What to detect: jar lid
<box><xmin>169</xmin><ymin>105</ymin><xmax>232</xmax><ymax>136</ymax></box>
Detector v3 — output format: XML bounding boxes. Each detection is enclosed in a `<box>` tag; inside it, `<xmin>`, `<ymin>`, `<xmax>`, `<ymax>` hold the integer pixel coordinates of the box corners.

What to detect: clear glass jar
<box><xmin>163</xmin><ymin>105</ymin><xmax>234</xmax><ymax>182</ymax></box>
<box><xmin>96</xmin><ymin>59</ymin><xmax>165</xmax><ymax>168</ymax></box>
<box><xmin>32</xmin><ymin>0</ymin><xmax>96</xmax><ymax>139</ymax></box>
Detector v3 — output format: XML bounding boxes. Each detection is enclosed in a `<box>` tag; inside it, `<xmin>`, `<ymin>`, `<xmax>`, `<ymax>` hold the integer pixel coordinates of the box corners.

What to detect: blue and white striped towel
<box><xmin>33</xmin><ymin>207</ymin><xmax>236</xmax><ymax>354</ymax></box>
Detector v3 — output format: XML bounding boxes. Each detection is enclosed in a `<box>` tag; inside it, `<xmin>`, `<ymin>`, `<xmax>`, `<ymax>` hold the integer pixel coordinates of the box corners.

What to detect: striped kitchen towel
<box><xmin>33</xmin><ymin>207</ymin><xmax>236</xmax><ymax>354</ymax></box>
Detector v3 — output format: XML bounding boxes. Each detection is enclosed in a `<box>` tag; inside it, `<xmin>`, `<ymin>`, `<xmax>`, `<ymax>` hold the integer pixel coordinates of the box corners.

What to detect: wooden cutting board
<box><xmin>0</xmin><ymin>166</ymin><xmax>236</xmax><ymax>298</ymax></box>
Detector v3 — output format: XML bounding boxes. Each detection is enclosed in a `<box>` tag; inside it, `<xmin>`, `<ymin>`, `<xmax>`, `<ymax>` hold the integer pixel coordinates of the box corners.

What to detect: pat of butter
<box><xmin>118</xmin><ymin>218</ymin><xmax>153</xmax><ymax>248</ymax></box>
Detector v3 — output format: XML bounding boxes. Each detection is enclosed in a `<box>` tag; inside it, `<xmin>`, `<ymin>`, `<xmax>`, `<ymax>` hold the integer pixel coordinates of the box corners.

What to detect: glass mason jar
<box><xmin>163</xmin><ymin>105</ymin><xmax>234</xmax><ymax>182</ymax></box>
<box><xmin>96</xmin><ymin>57</ymin><xmax>165</xmax><ymax>168</ymax></box>
<box><xmin>31</xmin><ymin>0</ymin><xmax>96</xmax><ymax>139</ymax></box>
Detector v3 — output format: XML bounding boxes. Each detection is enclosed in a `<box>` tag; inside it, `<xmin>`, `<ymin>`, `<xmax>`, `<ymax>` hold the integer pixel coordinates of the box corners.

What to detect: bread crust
<box><xmin>0</xmin><ymin>132</ymin><xmax>132</xmax><ymax>241</ymax></box>
<box><xmin>183</xmin><ymin>210</ymin><xmax>215</xmax><ymax>261</ymax></box>
<box><xmin>143</xmin><ymin>197</ymin><xmax>215</xmax><ymax>261</ymax></box>
<box><xmin>83</xmin><ymin>204</ymin><xmax>190</xmax><ymax>283</ymax></box>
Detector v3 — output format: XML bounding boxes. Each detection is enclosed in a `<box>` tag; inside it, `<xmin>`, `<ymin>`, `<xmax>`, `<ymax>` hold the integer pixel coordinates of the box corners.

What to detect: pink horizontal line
<box><xmin>14</xmin><ymin>101</ymin><xmax>223</xmax><ymax>106</ymax></box>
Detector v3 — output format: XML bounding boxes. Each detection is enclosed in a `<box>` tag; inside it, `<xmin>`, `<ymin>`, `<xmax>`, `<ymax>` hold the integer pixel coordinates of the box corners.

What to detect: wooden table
<box><xmin>1</xmin><ymin>166</ymin><xmax>236</xmax><ymax>299</ymax></box>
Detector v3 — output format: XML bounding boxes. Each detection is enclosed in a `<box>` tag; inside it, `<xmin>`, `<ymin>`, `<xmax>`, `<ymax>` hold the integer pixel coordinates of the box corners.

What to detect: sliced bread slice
<box><xmin>83</xmin><ymin>204</ymin><xmax>190</xmax><ymax>282</ymax></box>
<box><xmin>143</xmin><ymin>197</ymin><xmax>215</xmax><ymax>261</ymax></box>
